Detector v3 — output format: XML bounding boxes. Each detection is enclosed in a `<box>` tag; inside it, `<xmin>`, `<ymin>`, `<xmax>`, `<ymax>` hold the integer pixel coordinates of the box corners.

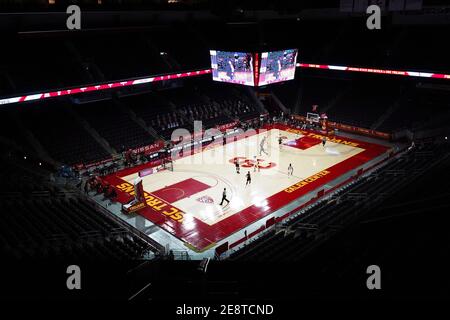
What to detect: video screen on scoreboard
<box><xmin>258</xmin><ymin>49</ymin><xmax>298</xmax><ymax>86</ymax></box>
<box><xmin>210</xmin><ymin>50</ymin><xmax>254</xmax><ymax>86</ymax></box>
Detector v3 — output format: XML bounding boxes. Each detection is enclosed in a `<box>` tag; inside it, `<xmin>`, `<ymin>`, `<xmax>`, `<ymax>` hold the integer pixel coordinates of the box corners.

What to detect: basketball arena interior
<box><xmin>1</xmin><ymin>0</ymin><xmax>450</xmax><ymax>306</ymax></box>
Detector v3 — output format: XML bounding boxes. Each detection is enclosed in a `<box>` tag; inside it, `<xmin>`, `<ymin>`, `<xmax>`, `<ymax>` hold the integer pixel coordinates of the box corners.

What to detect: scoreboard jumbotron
<box><xmin>210</xmin><ymin>49</ymin><xmax>298</xmax><ymax>87</ymax></box>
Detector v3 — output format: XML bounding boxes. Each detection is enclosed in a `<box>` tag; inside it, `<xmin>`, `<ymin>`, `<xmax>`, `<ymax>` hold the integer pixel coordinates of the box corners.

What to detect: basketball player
<box><xmin>288</xmin><ymin>163</ymin><xmax>293</xmax><ymax>177</ymax></box>
<box><xmin>245</xmin><ymin>171</ymin><xmax>252</xmax><ymax>186</ymax></box>
<box><xmin>244</xmin><ymin>53</ymin><xmax>253</xmax><ymax>72</ymax></box>
<box><xmin>322</xmin><ymin>137</ymin><xmax>326</xmax><ymax>147</ymax></box>
<box><xmin>254</xmin><ymin>159</ymin><xmax>260</xmax><ymax>172</ymax></box>
<box><xmin>229</xmin><ymin>53</ymin><xmax>240</xmax><ymax>80</ymax></box>
<box><xmin>220</xmin><ymin>188</ymin><xmax>230</xmax><ymax>206</ymax></box>
<box><xmin>228</xmin><ymin>58</ymin><xmax>235</xmax><ymax>80</ymax></box>
<box><xmin>235</xmin><ymin>159</ymin><xmax>240</xmax><ymax>174</ymax></box>
<box><xmin>274</xmin><ymin>56</ymin><xmax>282</xmax><ymax>80</ymax></box>
<box><xmin>259</xmin><ymin>136</ymin><xmax>268</xmax><ymax>156</ymax></box>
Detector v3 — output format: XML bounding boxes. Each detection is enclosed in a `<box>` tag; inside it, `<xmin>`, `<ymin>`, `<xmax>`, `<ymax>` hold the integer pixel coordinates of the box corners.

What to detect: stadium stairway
<box><xmin>321</xmin><ymin>84</ymin><xmax>352</xmax><ymax>114</ymax></box>
<box><xmin>121</xmin><ymin>91</ymin><xmax>180</xmax><ymax>141</ymax></box>
<box><xmin>291</xmin><ymin>79</ymin><xmax>303</xmax><ymax>115</ymax></box>
<box><xmin>113</xmin><ymin>97</ymin><xmax>162</xmax><ymax>142</ymax></box>
<box><xmin>64</xmin><ymin>40</ymin><xmax>98</xmax><ymax>84</ymax></box>
<box><xmin>370</xmin><ymin>88</ymin><xmax>408</xmax><ymax>130</ymax></box>
<box><xmin>269</xmin><ymin>92</ymin><xmax>290</xmax><ymax>115</ymax></box>
<box><xmin>66</xmin><ymin>103</ymin><xmax>116</xmax><ymax>157</ymax></box>
<box><xmin>74</xmin><ymin>99</ymin><xmax>155</xmax><ymax>153</ymax></box>
<box><xmin>245</xmin><ymin>86</ymin><xmax>267</xmax><ymax>114</ymax></box>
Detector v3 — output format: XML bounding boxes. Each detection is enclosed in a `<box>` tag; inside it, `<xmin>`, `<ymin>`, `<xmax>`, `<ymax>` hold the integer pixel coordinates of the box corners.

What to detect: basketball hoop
<box><xmin>162</xmin><ymin>158</ymin><xmax>174</xmax><ymax>172</ymax></box>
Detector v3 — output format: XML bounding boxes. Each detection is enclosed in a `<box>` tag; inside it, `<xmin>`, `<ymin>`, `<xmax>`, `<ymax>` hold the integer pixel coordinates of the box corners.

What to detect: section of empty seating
<box><xmin>0</xmin><ymin>156</ymin><xmax>56</xmax><ymax>197</ymax></box>
<box><xmin>379</xmin><ymin>86</ymin><xmax>450</xmax><ymax>132</ymax></box>
<box><xmin>260</xmin><ymin>20</ymin><xmax>336</xmax><ymax>63</ymax></box>
<box><xmin>17</xmin><ymin>99</ymin><xmax>110</xmax><ymax>165</ymax></box>
<box><xmin>158</xmin><ymin>84</ymin><xmax>261</xmax><ymax>133</ymax></box>
<box><xmin>75</xmin><ymin>99</ymin><xmax>154</xmax><ymax>152</ymax></box>
<box><xmin>0</xmin><ymin>197</ymin><xmax>152</xmax><ymax>260</ymax></box>
<box><xmin>299</xmin><ymin>76</ymin><xmax>350</xmax><ymax>115</ymax></box>
<box><xmin>146</xmin><ymin>25</ymin><xmax>209</xmax><ymax>70</ymax></box>
<box><xmin>385</xmin><ymin>26</ymin><xmax>450</xmax><ymax>73</ymax></box>
<box><xmin>319</xmin><ymin>23</ymin><xmax>402</xmax><ymax>68</ymax></box>
<box><xmin>179</xmin><ymin>102</ymin><xmax>228</xmax><ymax>129</ymax></box>
<box><xmin>230</xmin><ymin>142</ymin><xmax>449</xmax><ymax>261</ymax></box>
<box><xmin>295</xmin><ymin>21</ymin><xmax>450</xmax><ymax>75</ymax></box>
<box><xmin>0</xmin><ymin>26</ymin><xmax>210</xmax><ymax>98</ymax></box>
<box><xmin>0</xmin><ymin>72</ymin><xmax>13</xmax><ymax>97</ymax></box>
<box><xmin>280</xmin><ymin>75</ymin><xmax>450</xmax><ymax>133</ymax></box>
<box><xmin>0</xmin><ymin>157</ymin><xmax>155</xmax><ymax>260</ymax></box>
<box><xmin>328</xmin><ymin>77</ymin><xmax>400</xmax><ymax>129</ymax></box>
<box><xmin>120</xmin><ymin>92</ymin><xmax>186</xmax><ymax>139</ymax></box>
<box><xmin>274</xmin><ymin>145</ymin><xmax>450</xmax><ymax>298</ymax></box>
<box><xmin>270</xmin><ymin>75</ymin><xmax>350</xmax><ymax>116</ymax></box>
<box><xmin>260</xmin><ymin>94</ymin><xmax>284</xmax><ymax>117</ymax></box>
<box><xmin>121</xmin><ymin>84</ymin><xmax>261</xmax><ymax>140</ymax></box>
<box><xmin>0</xmin><ymin>108</ymin><xmax>33</xmax><ymax>153</ymax></box>
<box><xmin>270</xmin><ymin>81</ymin><xmax>302</xmax><ymax>110</ymax></box>
<box><xmin>220</xmin><ymin>98</ymin><xmax>259</xmax><ymax>122</ymax></box>
<box><xmin>161</xmin><ymin>85</ymin><xmax>227</xmax><ymax>129</ymax></box>
<box><xmin>71</xmin><ymin>33</ymin><xmax>168</xmax><ymax>81</ymax></box>
<box><xmin>206</xmin><ymin>84</ymin><xmax>260</xmax><ymax>122</ymax></box>
<box><xmin>0</xmin><ymin>37</ymin><xmax>87</xmax><ymax>96</ymax></box>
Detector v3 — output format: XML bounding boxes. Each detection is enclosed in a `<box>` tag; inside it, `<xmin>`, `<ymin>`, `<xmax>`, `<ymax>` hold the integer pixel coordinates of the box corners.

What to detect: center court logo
<box><xmin>229</xmin><ymin>157</ymin><xmax>276</xmax><ymax>169</ymax></box>
<box><xmin>196</xmin><ymin>195</ymin><xmax>214</xmax><ymax>204</ymax></box>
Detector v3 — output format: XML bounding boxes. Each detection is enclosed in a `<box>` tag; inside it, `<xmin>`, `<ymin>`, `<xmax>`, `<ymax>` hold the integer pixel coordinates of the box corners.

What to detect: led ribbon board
<box><xmin>2</xmin><ymin>61</ymin><xmax>450</xmax><ymax>106</ymax></box>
